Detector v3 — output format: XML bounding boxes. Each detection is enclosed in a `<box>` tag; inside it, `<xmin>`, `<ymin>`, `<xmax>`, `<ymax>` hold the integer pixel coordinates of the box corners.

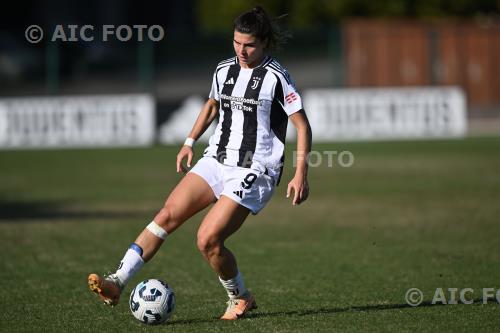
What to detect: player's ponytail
<box><xmin>234</xmin><ymin>6</ymin><xmax>290</xmax><ymax>50</ymax></box>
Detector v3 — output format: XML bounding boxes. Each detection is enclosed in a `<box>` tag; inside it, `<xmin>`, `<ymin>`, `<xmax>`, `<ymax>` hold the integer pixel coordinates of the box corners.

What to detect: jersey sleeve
<box><xmin>274</xmin><ymin>72</ymin><xmax>303</xmax><ymax>116</ymax></box>
<box><xmin>208</xmin><ymin>70</ymin><xmax>220</xmax><ymax>101</ymax></box>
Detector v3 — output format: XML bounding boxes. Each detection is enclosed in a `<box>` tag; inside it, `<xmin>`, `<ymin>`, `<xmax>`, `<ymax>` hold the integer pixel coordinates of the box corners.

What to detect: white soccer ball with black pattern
<box><xmin>129</xmin><ymin>279</ymin><xmax>175</xmax><ymax>325</ymax></box>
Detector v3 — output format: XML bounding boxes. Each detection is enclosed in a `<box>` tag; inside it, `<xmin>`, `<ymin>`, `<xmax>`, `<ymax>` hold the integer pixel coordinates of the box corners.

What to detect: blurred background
<box><xmin>0</xmin><ymin>0</ymin><xmax>499</xmax><ymax>148</ymax></box>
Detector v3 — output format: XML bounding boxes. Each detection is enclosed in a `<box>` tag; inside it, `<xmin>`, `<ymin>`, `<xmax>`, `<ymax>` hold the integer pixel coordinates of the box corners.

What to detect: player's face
<box><xmin>233</xmin><ymin>31</ymin><xmax>266</xmax><ymax>69</ymax></box>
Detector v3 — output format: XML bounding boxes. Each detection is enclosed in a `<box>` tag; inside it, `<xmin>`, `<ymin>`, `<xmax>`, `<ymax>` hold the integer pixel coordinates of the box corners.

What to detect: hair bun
<box><xmin>234</xmin><ymin>6</ymin><xmax>290</xmax><ymax>50</ymax></box>
<box><xmin>252</xmin><ymin>6</ymin><xmax>264</xmax><ymax>14</ymax></box>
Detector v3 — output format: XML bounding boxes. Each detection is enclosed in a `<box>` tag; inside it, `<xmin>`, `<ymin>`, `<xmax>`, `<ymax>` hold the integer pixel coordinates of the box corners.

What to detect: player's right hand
<box><xmin>176</xmin><ymin>145</ymin><xmax>194</xmax><ymax>173</ymax></box>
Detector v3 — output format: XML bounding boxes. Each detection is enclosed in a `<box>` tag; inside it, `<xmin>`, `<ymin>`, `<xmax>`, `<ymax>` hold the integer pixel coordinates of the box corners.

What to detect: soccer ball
<box><xmin>129</xmin><ymin>279</ymin><xmax>175</xmax><ymax>325</ymax></box>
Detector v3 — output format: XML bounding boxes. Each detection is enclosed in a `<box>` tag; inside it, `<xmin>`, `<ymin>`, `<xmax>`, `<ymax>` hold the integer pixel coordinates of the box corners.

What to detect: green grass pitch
<box><xmin>1</xmin><ymin>137</ymin><xmax>500</xmax><ymax>332</ymax></box>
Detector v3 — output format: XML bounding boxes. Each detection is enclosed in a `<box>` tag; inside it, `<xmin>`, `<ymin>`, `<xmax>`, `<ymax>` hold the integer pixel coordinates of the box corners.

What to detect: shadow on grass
<box><xmin>167</xmin><ymin>298</ymin><xmax>496</xmax><ymax>326</ymax></box>
<box><xmin>0</xmin><ymin>199</ymin><xmax>152</xmax><ymax>222</ymax></box>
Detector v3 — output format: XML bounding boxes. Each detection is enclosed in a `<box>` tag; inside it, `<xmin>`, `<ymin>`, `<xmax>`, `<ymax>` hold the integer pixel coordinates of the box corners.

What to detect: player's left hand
<box><xmin>287</xmin><ymin>174</ymin><xmax>309</xmax><ymax>205</ymax></box>
<box><xmin>176</xmin><ymin>145</ymin><xmax>193</xmax><ymax>173</ymax></box>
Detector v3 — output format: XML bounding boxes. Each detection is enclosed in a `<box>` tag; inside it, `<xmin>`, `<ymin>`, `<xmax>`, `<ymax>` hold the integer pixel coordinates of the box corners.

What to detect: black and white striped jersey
<box><xmin>204</xmin><ymin>56</ymin><xmax>303</xmax><ymax>184</ymax></box>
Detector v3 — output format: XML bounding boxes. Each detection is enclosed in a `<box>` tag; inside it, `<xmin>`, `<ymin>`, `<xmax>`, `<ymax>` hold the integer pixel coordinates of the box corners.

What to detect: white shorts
<box><xmin>189</xmin><ymin>157</ymin><xmax>276</xmax><ymax>215</ymax></box>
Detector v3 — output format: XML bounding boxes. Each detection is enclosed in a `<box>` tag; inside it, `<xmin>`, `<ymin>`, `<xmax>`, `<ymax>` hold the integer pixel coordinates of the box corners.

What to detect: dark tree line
<box><xmin>196</xmin><ymin>0</ymin><xmax>500</xmax><ymax>31</ymax></box>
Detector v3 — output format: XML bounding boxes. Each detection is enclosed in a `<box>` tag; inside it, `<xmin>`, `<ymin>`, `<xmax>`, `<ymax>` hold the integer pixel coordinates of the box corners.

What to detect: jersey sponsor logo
<box><xmin>285</xmin><ymin>92</ymin><xmax>298</xmax><ymax>104</ymax></box>
<box><xmin>224</xmin><ymin>77</ymin><xmax>235</xmax><ymax>85</ymax></box>
<box><xmin>250</xmin><ymin>76</ymin><xmax>262</xmax><ymax>90</ymax></box>
<box><xmin>229</xmin><ymin>102</ymin><xmax>254</xmax><ymax>113</ymax></box>
<box><xmin>233</xmin><ymin>190</ymin><xmax>243</xmax><ymax>199</ymax></box>
<box><xmin>220</xmin><ymin>93</ymin><xmax>262</xmax><ymax>105</ymax></box>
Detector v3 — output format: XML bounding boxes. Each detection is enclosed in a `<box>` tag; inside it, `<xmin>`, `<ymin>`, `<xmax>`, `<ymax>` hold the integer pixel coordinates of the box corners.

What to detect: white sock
<box><xmin>115</xmin><ymin>244</ymin><xmax>144</xmax><ymax>287</ymax></box>
<box><xmin>219</xmin><ymin>271</ymin><xmax>247</xmax><ymax>299</ymax></box>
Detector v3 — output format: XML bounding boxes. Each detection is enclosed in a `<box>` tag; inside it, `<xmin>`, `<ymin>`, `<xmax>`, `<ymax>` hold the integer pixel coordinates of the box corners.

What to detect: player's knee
<box><xmin>154</xmin><ymin>204</ymin><xmax>176</xmax><ymax>230</ymax></box>
<box><xmin>196</xmin><ymin>234</ymin><xmax>221</xmax><ymax>258</ymax></box>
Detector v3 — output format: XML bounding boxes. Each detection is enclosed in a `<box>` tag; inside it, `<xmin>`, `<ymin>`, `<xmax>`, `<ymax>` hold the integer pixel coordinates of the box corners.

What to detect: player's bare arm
<box><xmin>177</xmin><ymin>98</ymin><xmax>219</xmax><ymax>173</ymax></box>
<box><xmin>287</xmin><ymin>110</ymin><xmax>312</xmax><ymax>205</ymax></box>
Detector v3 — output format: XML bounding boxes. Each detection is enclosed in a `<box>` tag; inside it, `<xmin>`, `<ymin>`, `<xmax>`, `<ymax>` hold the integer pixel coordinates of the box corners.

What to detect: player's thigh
<box><xmin>155</xmin><ymin>172</ymin><xmax>216</xmax><ymax>233</ymax></box>
<box><xmin>196</xmin><ymin>195</ymin><xmax>250</xmax><ymax>248</ymax></box>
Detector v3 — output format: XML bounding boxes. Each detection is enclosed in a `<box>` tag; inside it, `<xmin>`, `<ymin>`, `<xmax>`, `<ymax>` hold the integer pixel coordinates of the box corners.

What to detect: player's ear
<box><xmin>255</xmin><ymin>35</ymin><xmax>267</xmax><ymax>49</ymax></box>
<box><xmin>262</xmin><ymin>37</ymin><xmax>270</xmax><ymax>49</ymax></box>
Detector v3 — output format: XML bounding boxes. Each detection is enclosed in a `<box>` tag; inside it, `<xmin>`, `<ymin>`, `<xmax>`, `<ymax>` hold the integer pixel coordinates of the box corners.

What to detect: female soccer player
<box><xmin>88</xmin><ymin>6</ymin><xmax>311</xmax><ymax>320</ymax></box>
